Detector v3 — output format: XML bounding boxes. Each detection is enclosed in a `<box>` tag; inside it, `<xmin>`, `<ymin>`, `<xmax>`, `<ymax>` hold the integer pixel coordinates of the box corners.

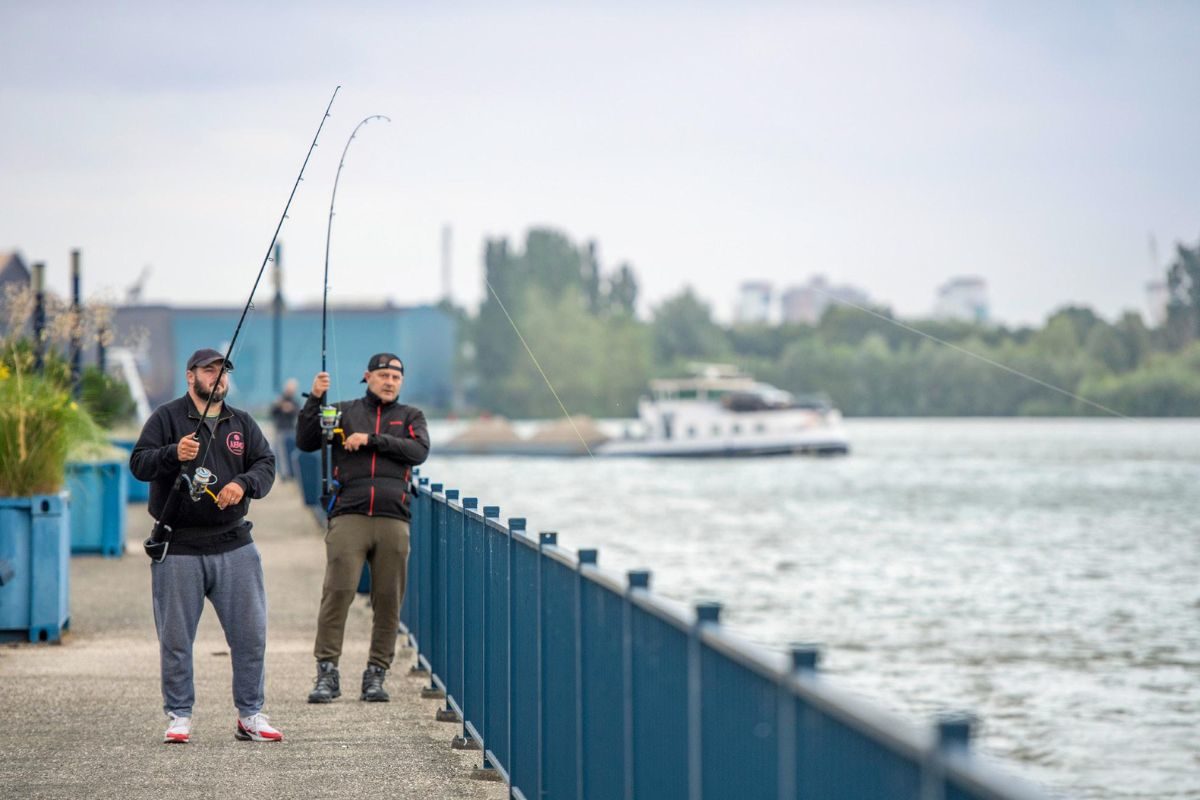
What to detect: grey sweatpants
<box><xmin>151</xmin><ymin>543</ymin><xmax>267</xmax><ymax>717</ymax></box>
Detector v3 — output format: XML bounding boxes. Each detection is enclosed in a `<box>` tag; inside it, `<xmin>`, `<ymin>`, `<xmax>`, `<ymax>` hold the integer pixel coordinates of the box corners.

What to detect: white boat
<box><xmin>594</xmin><ymin>364</ymin><xmax>849</xmax><ymax>457</ymax></box>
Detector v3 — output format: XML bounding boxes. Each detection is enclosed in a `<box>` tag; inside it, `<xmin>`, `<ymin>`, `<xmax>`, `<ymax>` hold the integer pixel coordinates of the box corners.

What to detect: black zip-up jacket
<box><xmin>130</xmin><ymin>395</ymin><xmax>276</xmax><ymax>555</ymax></box>
<box><xmin>296</xmin><ymin>389</ymin><xmax>430</xmax><ymax>521</ymax></box>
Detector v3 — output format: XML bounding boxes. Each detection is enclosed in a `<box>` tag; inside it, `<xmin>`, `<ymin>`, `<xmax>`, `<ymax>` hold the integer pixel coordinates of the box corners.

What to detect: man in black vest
<box><xmin>296</xmin><ymin>353</ymin><xmax>430</xmax><ymax>703</ymax></box>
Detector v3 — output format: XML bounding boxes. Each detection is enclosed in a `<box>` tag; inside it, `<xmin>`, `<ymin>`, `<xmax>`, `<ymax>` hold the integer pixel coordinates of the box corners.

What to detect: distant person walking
<box><xmin>129</xmin><ymin>348</ymin><xmax>282</xmax><ymax>744</ymax></box>
<box><xmin>296</xmin><ymin>353</ymin><xmax>429</xmax><ymax>703</ymax></box>
<box><xmin>270</xmin><ymin>378</ymin><xmax>301</xmax><ymax>480</ymax></box>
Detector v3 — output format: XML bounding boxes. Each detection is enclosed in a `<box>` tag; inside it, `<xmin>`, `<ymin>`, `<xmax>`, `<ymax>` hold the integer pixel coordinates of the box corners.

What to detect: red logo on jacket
<box><xmin>226</xmin><ymin>431</ymin><xmax>245</xmax><ymax>456</ymax></box>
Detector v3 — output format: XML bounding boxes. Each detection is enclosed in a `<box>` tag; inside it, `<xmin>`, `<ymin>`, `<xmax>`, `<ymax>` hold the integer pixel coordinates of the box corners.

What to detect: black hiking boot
<box><xmin>361</xmin><ymin>664</ymin><xmax>390</xmax><ymax>702</ymax></box>
<box><xmin>308</xmin><ymin>661</ymin><xmax>341</xmax><ymax>703</ymax></box>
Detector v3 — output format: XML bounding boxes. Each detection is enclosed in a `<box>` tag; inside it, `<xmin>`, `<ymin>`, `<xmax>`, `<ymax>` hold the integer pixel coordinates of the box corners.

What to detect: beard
<box><xmin>194</xmin><ymin>381</ymin><xmax>227</xmax><ymax>403</ymax></box>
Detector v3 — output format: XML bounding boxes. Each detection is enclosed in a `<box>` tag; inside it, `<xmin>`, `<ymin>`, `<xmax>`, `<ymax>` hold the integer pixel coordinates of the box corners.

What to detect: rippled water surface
<box><xmin>423</xmin><ymin>418</ymin><xmax>1200</xmax><ymax>799</ymax></box>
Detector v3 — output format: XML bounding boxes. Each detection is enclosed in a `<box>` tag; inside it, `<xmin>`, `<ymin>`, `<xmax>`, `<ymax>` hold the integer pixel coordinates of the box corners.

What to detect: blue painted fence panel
<box><xmin>540</xmin><ymin>551</ymin><xmax>579</xmax><ymax>800</ymax></box>
<box><xmin>578</xmin><ymin>569</ymin><xmax>625</xmax><ymax>800</ymax></box>
<box><xmin>795</xmin><ymin>698</ymin><xmax>924</xmax><ymax>798</ymax></box>
<box><xmin>700</xmin><ymin>643</ymin><xmax>778</xmax><ymax>800</ymax></box>
<box><xmin>630</xmin><ymin>604</ymin><xmax>690</xmax><ymax>800</ymax></box>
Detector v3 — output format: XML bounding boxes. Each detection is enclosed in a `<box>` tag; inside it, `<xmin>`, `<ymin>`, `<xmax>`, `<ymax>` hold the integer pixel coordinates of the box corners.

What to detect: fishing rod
<box><xmin>144</xmin><ymin>86</ymin><xmax>341</xmax><ymax>562</ymax></box>
<box><xmin>317</xmin><ymin>115</ymin><xmax>391</xmax><ymax>508</ymax></box>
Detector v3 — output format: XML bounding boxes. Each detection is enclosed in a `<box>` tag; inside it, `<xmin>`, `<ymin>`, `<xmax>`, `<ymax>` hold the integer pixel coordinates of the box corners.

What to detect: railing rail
<box><xmin>399</xmin><ymin>472</ymin><xmax>1052</xmax><ymax>800</ymax></box>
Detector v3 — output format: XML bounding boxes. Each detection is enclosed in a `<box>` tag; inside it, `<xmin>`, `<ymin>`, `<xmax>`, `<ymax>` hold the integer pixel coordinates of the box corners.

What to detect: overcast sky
<box><xmin>2</xmin><ymin>1</ymin><xmax>1198</xmax><ymax>325</ymax></box>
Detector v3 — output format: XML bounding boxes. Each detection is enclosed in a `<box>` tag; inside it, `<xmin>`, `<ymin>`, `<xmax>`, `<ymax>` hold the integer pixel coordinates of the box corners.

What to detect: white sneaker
<box><xmin>235</xmin><ymin>712</ymin><xmax>283</xmax><ymax>742</ymax></box>
<box><xmin>164</xmin><ymin>712</ymin><xmax>191</xmax><ymax>744</ymax></box>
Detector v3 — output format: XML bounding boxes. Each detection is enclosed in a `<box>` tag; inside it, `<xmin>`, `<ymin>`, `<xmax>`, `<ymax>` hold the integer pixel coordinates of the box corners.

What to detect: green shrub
<box><xmin>0</xmin><ymin>347</ymin><xmax>108</xmax><ymax>497</ymax></box>
<box><xmin>79</xmin><ymin>366</ymin><xmax>136</xmax><ymax>429</ymax></box>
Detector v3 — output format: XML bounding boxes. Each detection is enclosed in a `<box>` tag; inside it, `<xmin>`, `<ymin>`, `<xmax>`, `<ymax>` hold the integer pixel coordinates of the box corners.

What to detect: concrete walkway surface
<box><xmin>0</xmin><ymin>479</ymin><xmax>507</xmax><ymax>800</ymax></box>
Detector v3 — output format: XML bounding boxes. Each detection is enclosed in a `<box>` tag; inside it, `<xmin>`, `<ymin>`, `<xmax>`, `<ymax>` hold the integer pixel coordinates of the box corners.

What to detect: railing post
<box><xmin>779</xmin><ymin>644</ymin><xmax>820</xmax><ymax>800</ymax></box>
<box><xmin>409</xmin><ymin>477</ymin><xmax>431</xmax><ymax>678</ymax></box>
<box><xmin>435</xmin><ymin>489</ymin><xmax>461</xmax><ymax>721</ymax></box>
<box><xmin>624</xmin><ymin>569</ymin><xmax>651</xmax><ymax>800</ymax></box>
<box><xmin>507</xmin><ymin>517</ymin><xmax>526</xmax><ymax>787</ymax></box>
<box><xmin>921</xmin><ymin>713</ymin><xmax>976</xmax><ymax>800</ymax></box>
<box><xmin>422</xmin><ymin>482</ymin><xmax>447</xmax><ymax>700</ymax></box>
<box><xmin>936</xmin><ymin>713</ymin><xmax>975</xmax><ymax>751</ymax></box>
<box><xmin>537</xmin><ymin>531</ymin><xmax>557</xmax><ymax>800</ymax></box>
<box><xmin>477</xmin><ymin>505</ymin><xmax>501</xmax><ymax>776</ymax></box>
<box><xmin>689</xmin><ymin>602</ymin><xmax>721</xmax><ymax>800</ymax></box>
<box><xmin>576</xmin><ymin>548</ymin><xmax>597</xmax><ymax>800</ymax></box>
<box><xmin>454</xmin><ymin>496</ymin><xmax>481</xmax><ymax>751</ymax></box>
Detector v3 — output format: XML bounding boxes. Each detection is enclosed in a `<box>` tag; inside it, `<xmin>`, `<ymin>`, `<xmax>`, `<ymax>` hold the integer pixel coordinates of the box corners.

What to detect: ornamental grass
<box><xmin>1</xmin><ymin>284</ymin><xmax>111</xmax><ymax>497</ymax></box>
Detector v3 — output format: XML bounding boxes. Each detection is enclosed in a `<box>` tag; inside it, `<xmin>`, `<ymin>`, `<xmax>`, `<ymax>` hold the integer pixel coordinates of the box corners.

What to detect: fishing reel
<box><xmin>320</xmin><ymin>404</ymin><xmax>342</xmax><ymax>442</ymax></box>
<box><xmin>183</xmin><ymin>467</ymin><xmax>218</xmax><ymax>503</ymax></box>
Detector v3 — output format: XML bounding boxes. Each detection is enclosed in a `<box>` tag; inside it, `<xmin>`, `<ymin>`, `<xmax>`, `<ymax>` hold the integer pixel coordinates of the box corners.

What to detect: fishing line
<box><xmin>327</xmin><ymin>294</ymin><xmax>343</xmax><ymax>402</ymax></box>
<box><xmin>321</xmin><ymin>115</ymin><xmax>390</xmax><ymax>375</ymax></box>
<box><xmin>318</xmin><ymin>115</ymin><xmax>390</xmax><ymax>500</ymax></box>
<box><xmin>484</xmin><ymin>277</ymin><xmax>595</xmax><ymax>458</ymax></box>
<box><xmin>807</xmin><ymin>286</ymin><xmax>1132</xmax><ymax>420</ymax></box>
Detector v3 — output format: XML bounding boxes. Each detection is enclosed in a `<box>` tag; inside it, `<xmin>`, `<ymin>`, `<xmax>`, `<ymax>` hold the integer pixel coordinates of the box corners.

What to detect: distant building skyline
<box><xmin>781</xmin><ymin>275</ymin><xmax>873</xmax><ymax>325</ymax></box>
<box><xmin>934</xmin><ymin>276</ymin><xmax>990</xmax><ymax>324</ymax></box>
<box><xmin>735</xmin><ymin>281</ymin><xmax>772</xmax><ymax>325</ymax></box>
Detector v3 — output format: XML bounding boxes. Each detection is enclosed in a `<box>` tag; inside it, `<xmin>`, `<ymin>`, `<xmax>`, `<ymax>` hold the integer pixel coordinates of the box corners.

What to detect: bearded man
<box><xmin>130</xmin><ymin>348</ymin><xmax>281</xmax><ymax>744</ymax></box>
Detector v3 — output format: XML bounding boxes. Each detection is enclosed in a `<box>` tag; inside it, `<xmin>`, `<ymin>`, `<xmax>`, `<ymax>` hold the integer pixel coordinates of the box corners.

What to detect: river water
<box><xmin>422</xmin><ymin>418</ymin><xmax>1200</xmax><ymax>799</ymax></box>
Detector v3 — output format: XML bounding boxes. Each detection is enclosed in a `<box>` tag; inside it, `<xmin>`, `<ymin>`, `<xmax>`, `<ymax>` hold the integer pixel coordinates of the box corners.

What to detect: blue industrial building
<box><xmin>114</xmin><ymin>303</ymin><xmax>456</xmax><ymax>413</ymax></box>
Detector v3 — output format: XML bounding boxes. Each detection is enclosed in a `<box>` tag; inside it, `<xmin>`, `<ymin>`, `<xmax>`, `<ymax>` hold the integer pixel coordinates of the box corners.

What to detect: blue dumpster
<box><xmin>66</xmin><ymin>459</ymin><xmax>128</xmax><ymax>557</ymax></box>
<box><xmin>110</xmin><ymin>438</ymin><xmax>150</xmax><ymax>503</ymax></box>
<box><xmin>0</xmin><ymin>493</ymin><xmax>70</xmax><ymax>642</ymax></box>
<box><xmin>297</xmin><ymin>449</ymin><xmax>323</xmax><ymax>506</ymax></box>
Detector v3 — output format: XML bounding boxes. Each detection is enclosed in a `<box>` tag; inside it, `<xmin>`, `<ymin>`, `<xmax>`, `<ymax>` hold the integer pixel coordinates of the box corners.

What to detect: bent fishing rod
<box><xmin>145</xmin><ymin>86</ymin><xmax>341</xmax><ymax>562</ymax></box>
<box><xmin>316</xmin><ymin>115</ymin><xmax>391</xmax><ymax>507</ymax></box>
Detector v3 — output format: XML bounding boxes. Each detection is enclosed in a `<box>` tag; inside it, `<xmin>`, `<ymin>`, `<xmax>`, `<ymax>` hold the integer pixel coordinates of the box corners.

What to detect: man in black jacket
<box><xmin>296</xmin><ymin>352</ymin><xmax>429</xmax><ymax>703</ymax></box>
<box><xmin>130</xmin><ymin>348</ymin><xmax>281</xmax><ymax>744</ymax></box>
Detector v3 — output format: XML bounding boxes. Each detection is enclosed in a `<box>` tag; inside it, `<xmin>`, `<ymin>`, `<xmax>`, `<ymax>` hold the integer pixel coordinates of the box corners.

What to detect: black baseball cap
<box><xmin>187</xmin><ymin>348</ymin><xmax>234</xmax><ymax>371</ymax></box>
<box><xmin>361</xmin><ymin>352</ymin><xmax>404</xmax><ymax>382</ymax></box>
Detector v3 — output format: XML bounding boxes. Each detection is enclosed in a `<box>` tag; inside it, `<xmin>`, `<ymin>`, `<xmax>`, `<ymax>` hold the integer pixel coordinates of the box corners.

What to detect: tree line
<box><xmin>459</xmin><ymin>229</ymin><xmax>1200</xmax><ymax>418</ymax></box>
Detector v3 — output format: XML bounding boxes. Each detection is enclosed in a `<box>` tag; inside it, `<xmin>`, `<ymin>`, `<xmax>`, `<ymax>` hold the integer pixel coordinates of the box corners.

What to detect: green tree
<box><xmin>493</xmin><ymin>285</ymin><xmax>650</xmax><ymax>418</ymax></box>
<box><xmin>650</xmin><ymin>288</ymin><xmax>730</xmax><ymax>367</ymax></box>
<box><xmin>1114</xmin><ymin>312</ymin><xmax>1153</xmax><ymax>370</ymax></box>
<box><xmin>1166</xmin><ymin>240</ymin><xmax>1200</xmax><ymax>344</ymax></box>
<box><xmin>1030</xmin><ymin>313</ymin><xmax>1080</xmax><ymax>358</ymax></box>
<box><xmin>473</xmin><ymin>238</ymin><xmax>518</xmax><ymax>408</ymax></box>
<box><xmin>1045</xmin><ymin>306</ymin><xmax>1104</xmax><ymax>346</ymax></box>
<box><xmin>1078</xmin><ymin>343</ymin><xmax>1200</xmax><ymax>416</ymax></box>
<box><xmin>1085</xmin><ymin>323</ymin><xmax>1131</xmax><ymax>373</ymax></box>
<box><xmin>582</xmin><ymin>241</ymin><xmax>602</xmax><ymax>314</ymax></box>
<box><xmin>606</xmin><ymin>263</ymin><xmax>638</xmax><ymax>316</ymax></box>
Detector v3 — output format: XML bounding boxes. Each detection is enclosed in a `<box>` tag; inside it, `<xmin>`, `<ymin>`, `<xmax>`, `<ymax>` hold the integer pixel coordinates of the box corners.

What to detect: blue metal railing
<box><xmin>400</xmin><ymin>473</ymin><xmax>1052</xmax><ymax>800</ymax></box>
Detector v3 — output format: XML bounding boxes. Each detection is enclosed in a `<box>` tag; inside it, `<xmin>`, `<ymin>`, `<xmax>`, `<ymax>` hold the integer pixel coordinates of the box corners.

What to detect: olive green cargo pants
<box><xmin>313</xmin><ymin>514</ymin><xmax>410</xmax><ymax>670</ymax></box>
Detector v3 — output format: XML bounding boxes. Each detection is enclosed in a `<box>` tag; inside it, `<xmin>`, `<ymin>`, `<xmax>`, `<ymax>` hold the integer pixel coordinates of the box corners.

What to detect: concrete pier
<box><xmin>0</xmin><ymin>480</ymin><xmax>506</xmax><ymax>800</ymax></box>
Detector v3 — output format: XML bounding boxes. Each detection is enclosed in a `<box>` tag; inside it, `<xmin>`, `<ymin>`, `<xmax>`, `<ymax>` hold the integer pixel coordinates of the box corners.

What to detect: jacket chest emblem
<box><xmin>226</xmin><ymin>431</ymin><xmax>245</xmax><ymax>456</ymax></box>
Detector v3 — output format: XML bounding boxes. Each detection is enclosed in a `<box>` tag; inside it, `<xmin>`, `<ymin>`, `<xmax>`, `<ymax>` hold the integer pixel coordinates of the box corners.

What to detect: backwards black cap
<box><xmin>361</xmin><ymin>352</ymin><xmax>404</xmax><ymax>382</ymax></box>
